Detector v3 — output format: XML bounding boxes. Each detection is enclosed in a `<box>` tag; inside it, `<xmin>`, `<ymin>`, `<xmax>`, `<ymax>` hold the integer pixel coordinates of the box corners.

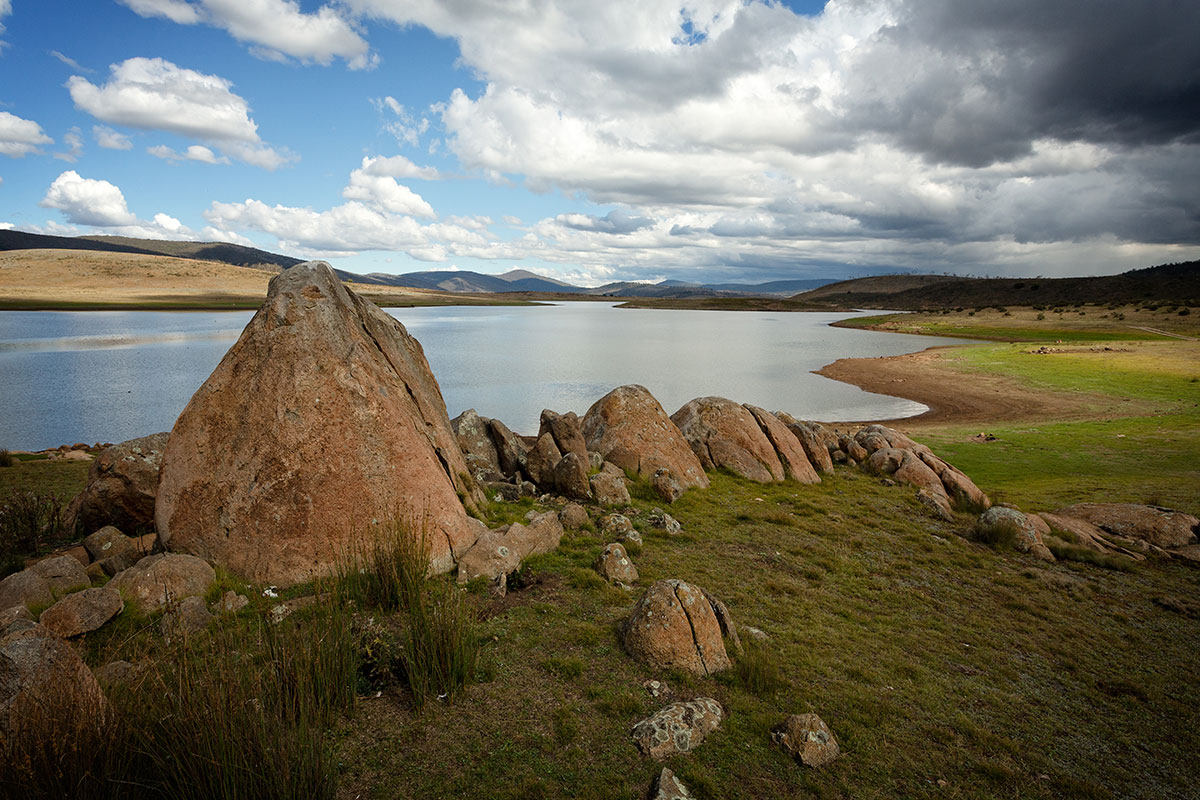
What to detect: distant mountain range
<box><xmin>0</xmin><ymin>229</ymin><xmax>837</xmax><ymax>298</ymax></box>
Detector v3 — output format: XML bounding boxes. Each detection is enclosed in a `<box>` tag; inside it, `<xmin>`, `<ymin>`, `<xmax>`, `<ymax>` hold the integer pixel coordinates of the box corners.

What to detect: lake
<box><xmin>0</xmin><ymin>303</ymin><xmax>968</xmax><ymax>451</ymax></box>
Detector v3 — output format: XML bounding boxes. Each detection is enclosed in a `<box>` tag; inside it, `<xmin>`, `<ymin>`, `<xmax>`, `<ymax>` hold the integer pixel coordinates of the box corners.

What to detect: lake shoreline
<box><xmin>813</xmin><ymin>341</ymin><xmax>1141</xmax><ymax>428</ymax></box>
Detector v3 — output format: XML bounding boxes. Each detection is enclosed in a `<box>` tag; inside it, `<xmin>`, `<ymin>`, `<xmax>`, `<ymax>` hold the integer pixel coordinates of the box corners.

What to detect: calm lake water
<box><xmin>0</xmin><ymin>303</ymin><xmax>967</xmax><ymax>451</ymax></box>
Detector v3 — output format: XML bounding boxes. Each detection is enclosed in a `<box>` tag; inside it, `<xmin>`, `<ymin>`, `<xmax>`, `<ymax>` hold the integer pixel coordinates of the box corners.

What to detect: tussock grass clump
<box><xmin>0</xmin><ymin>490</ymin><xmax>65</xmax><ymax>576</ymax></box>
<box><xmin>336</xmin><ymin>520</ymin><xmax>430</xmax><ymax>611</ymax></box>
<box><xmin>399</xmin><ymin>579</ymin><xmax>480</xmax><ymax>707</ymax></box>
<box><xmin>336</xmin><ymin>520</ymin><xmax>481</xmax><ymax>708</ymax></box>
<box><xmin>0</xmin><ymin>602</ymin><xmax>358</xmax><ymax>800</ymax></box>
<box><xmin>726</xmin><ymin>643</ymin><xmax>786</xmax><ymax>698</ymax></box>
<box><xmin>1045</xmin><ymin>539</ymin><xmax>1134</xmax><ymax>571</ymax></box>
<box><xmin>969</xmin><ymin>515</ymin><xmax>1021</xmax><ymax>550</ymax></box>
<box><xmin>118</xmin><ymin>608</ymin><xmax>357</xmax><ymax>800</ymax></box>
<box><xmin>0</xmin><ymin>449</ymin><xmax>12</xmax><ymax>468</ymax></box>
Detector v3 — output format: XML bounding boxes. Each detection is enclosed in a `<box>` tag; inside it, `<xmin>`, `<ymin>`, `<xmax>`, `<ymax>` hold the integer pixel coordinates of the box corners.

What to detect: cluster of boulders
<box><xmin>973</xmin><ymin>502</ymin><xmax>1199</xmax><ymax>564</ymax></box>
<box><xmin>0</xmin><ymin>527</ymin><xmax>222</xmax><ymax>750</ymax></box>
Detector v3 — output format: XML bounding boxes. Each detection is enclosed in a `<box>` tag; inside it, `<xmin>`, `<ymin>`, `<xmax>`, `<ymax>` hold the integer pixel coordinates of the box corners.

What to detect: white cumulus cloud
<box><xmin>148</xmin><ymin>143</ymin><xmax>231</xmax><ymax>164</ymax></box>
<box><xmin>67</xmin><ymin>57</ymin><xmax>292</xmax><ymax>169</ymax></box>
<box><xmin>38</xmin><ymin>170</ymin><xmax>199</xmax><ymax>240</ymax></box>
<box><xmin>360</xmin><ymin>154</ymin><xmax>440</xmax><ymax>180</ymax></box>
<box><xmin>342</xmin><ymin>169</ymin><xmax>436</xmax><ymax>217</ymax></box>
<box><xmin>0</xmin><ymin>112</ymin><xmax>53</xmax><ymax>158</ymax></box>
<box><xmin>118</xmin><ymin>0</ymin><xmax>373</xmax><ymax>68</ymax></box>
<box><xmin>40</xmin><ymin>170</ymin><xmax>137</xmax><ymax>227</ymax></box>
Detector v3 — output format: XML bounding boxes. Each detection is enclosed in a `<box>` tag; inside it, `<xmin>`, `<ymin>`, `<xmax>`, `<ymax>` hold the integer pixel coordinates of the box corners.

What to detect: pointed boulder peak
<box><xmin>155</xmin><ymin>261</ymin><xmax>484</xmax><ymax>586</ymax></box>
<box><xmin>670</xmin><ymin>397</ymin><xmax>784</xmax><ymax>483</ymax></box>
<box><xmin>581</xmin><ymin>385</ymin><xmax>708</xmax><ymax>492</ymax></box>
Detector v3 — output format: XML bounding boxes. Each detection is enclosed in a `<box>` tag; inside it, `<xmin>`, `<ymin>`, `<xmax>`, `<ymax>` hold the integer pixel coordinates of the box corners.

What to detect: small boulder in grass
<box><xmin>647</xmin><ymin>767</ymin><xmax>694</xmax><ymax>800</ymax></box>
<box><xmin>599</xmin><ymin>513</ymin><xmax>635</xmax><ymax>538</ymax></box>
<box><xmin>771</xmin><ymin>713</ymin><xmax>840</xmax><ymax>767</ymax></box>
<box><xmin>631</xmin><ymin>698</ymin><xmax>724</xmax><ymax>760</ymax></box>
<box><xmin>108</xmin><ymin>553</ymin><xmax>216</xmax><ymax>615</ymax></box>
<box><xmin>595</xmin><ymin>542</ymin><xmax>638</xmax><ymax>586</ymax></box>
<box><xmin>651</xmin><ymin>468</ymin><xmax>684</xmax><ymax>504</ymax></box>
<box><xmin>160</xmin><ymin>596</ymin><xmax>213</xmax><ymax>644</ymax></box>
<box><xmin>559</xmin><ymin>502</ymin><xmax>590</xmax><ymax>530</ymax></box>
<box><xmin>590</xmin><ymin>470</ymin><xmax>632</xmax><ymax>507</ymax></box>
<box><xmin>647</xmin><ymin>509</ymin><xmax>682</xmax><ymax>535</ymax></box>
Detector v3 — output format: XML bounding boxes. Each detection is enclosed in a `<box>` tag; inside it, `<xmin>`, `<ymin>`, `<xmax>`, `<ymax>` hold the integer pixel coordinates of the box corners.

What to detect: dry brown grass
<box><xmin>0</xmin><ymin>249</ymin><xmax>514</xmax><ymax>309</ymax></box>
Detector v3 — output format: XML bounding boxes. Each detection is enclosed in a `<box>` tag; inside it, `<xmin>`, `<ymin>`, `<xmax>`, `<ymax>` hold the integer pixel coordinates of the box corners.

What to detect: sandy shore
<box><xmin>816</xmin><ymin>345</ymin><xmax>1099</xmax><ymax>427</ymax></box>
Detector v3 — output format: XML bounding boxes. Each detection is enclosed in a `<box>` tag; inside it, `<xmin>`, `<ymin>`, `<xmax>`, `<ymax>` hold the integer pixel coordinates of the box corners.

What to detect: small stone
<box><xmin>108</xmin><ymin>553</ymin><xmax>216</xmax><ymax>615</ymax></box>
<box><xmin>559</xmin><ymin>503</ymin><xmax>590</xmax><ymax>529</ymax></box>
<box><xmin>650</xmin><ymin>468</ymin><xmax>684</xmax><ymax>504</ymax></box>
<box><xmin>771</xmin><ymin>713</ymin><xmax>840</xmax><ymax>767</ymax></box>
<box><xmin>648</xmin><ymin>767</ymin><xmax>694</xmax><ymax>800</ymax></box>
<box><xmin>160</xmin><ymin>596</ymin><xmax>213</xmax><ymax>643</ymax></box>
<box><xmin>595</xmin><ymin>542</ymin><xmax>638</xmax><ymax>585</ymax></box>
<box><xmin>623</xmin><ymin>530</ymin><xmax>644</xmax><ymax>547</ymax></box>
<box><xmin>211</xmin><ymin>590</ymin><xmax>249</xmax><ymax>614</ymax></box>
<box><xmin>99</xmin><ymin>549</ymin><xmax>140</xmax><ymax>577</ymax></box>
<box><xmin>744</xmin><ymin>626</ymin><xmax>769</xmax><ymax>642</ymax></box>
<box><xmin>631</xmin><ymin>698</ymin><xmax>724</xmax><ymax>760</ymax></box>
<box><xmin>83</xmin><ymin>525</ymin><xmax>134</xmax><ymax>562</ymax></box>
<box><xmin>642</xmin><ymin>679</ymin><xmax>670</xmax><ymax>698</ymax></box>
<box><xmin>599</xmin><ymin>513</ymin><xmax>635</xmax><ymax>538</ymax></box>
<box><xmin>590</xmin><ymin>470</ymin><xmax>632</xmax><ymax>507</ymax></box>
<box><xmin>647</xmin><ymin>510</ymin><xmax>682</xmax><ymax>535</ymax></box>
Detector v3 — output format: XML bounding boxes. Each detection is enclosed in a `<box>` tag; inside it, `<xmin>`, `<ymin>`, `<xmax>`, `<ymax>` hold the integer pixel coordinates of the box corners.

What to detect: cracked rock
<box><xmin>622</xmin><ymin>579</ymin><xmax>731</xmax><ymax>676</ymax></box>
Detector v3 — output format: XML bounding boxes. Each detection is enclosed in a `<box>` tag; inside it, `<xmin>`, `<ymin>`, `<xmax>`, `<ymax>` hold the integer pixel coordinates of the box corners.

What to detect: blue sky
<box><xmin>1</xmin><ymin>0</ymin><xmax>1198</xmax><ymax>285</ymax></box>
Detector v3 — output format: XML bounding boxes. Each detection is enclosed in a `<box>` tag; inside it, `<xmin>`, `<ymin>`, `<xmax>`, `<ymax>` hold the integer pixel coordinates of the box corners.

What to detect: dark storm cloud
<box><xmin>853</xmin><ymin>0</ymin><xmax>1200</xmax><ymax>166</ymax></box>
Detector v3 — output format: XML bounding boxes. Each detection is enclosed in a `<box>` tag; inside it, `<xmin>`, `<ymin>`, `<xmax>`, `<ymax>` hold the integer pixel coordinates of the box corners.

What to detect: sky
<box><xmin>0</xmin><ymin>0</ymin><xmax>1198</xmax><ymax>286</ymax></box>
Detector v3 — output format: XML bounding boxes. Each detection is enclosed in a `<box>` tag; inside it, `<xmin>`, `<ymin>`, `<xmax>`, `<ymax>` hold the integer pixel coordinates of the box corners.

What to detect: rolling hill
<box><xmin>791</xmin><ymin>262</ymin><xmax>1200</xmax><ymax>309</ymax></box>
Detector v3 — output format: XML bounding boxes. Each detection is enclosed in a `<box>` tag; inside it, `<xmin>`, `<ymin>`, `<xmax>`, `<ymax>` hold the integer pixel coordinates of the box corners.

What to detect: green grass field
<box><xmin>900</xmin><ymin>340</ymin><xmax>1200</xmax><ymax>513</ymax></box>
